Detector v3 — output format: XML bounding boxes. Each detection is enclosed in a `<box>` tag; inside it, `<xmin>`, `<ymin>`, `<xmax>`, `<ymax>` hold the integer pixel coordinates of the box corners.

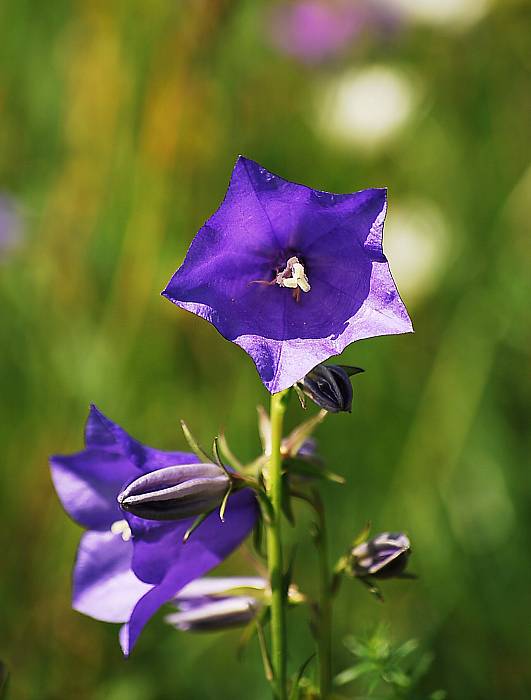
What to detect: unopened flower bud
<box><xmin>299</xmin><ymin>364</ymin><xmax>364</xmax><ymax>413</ymax></box>
<box><xmin>165</xmin><ymin>577</ymin><xmax>268</xmax><ymax>632</ymax></box>
<box><xmin>351</xmin><ymin>532</ymin><xmax>411</xmax><ymax>579</ymax></box>
<box><xmin>117</xmin><ymin>463</ymin><xmax>230</xmax><ymax>521</ymax></box>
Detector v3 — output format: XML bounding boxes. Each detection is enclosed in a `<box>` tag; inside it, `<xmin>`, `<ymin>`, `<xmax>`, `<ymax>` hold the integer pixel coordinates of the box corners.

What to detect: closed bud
<box><xmin>299</xmin><ymin>364</ymin><xmax>364</xmax><ymax>413</ymax></box>
<box><xmin>117</xmin><ymin>463</ymin><xmax>230</xmax><ymax>521</ymax></box>
<box><xmin>351</xmin><ymin>532</ymin><xmax>411</xmax><ymax>579</ymax></box>
<box><xmin>165</xmin><ymin>577</ymin><xmax>268</xmax><ymax>632</ymax></box>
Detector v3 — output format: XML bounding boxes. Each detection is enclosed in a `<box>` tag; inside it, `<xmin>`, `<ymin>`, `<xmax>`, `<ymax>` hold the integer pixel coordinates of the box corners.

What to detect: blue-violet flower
<box><xmin>49</xmin><ymin>405</ymin><xmax>257</xmax><ymax>655</ymax></box>
<box><xmin>162</xmin><ymin>157</ymin><xmax>412</xmax><ymax>393</ymax></box>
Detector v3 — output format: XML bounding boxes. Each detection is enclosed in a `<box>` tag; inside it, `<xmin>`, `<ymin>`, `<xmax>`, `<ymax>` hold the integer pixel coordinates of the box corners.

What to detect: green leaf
<box><xmin>334</xmin><ymin>661</ymin><xmax>378</xmax><ymax>686</ymax></box>
<box><xmin>256</xmin><ymin>614</ymin><xmax>274</xmax><ymax>683</ymax></box>
<box><xmin>288</xmin><ymin>653</ymin><xmax>315</xmax><ymax>700</ymax></box>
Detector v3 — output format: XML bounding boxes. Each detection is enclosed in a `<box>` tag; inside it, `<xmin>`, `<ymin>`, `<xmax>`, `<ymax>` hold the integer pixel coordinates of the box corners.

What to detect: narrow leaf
<box><xmin>256</xmin><ymin>616</ymin><xmax>275</xmax><ymax>683</ymax></box>
<box><xmin>289</xmin><ymin>653</ymin><xmax>316</xmax><ymax>700</ymax></box>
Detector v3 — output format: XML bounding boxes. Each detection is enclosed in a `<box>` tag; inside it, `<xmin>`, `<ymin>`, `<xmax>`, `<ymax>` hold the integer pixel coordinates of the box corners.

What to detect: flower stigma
<box><xmin>110</xmin><ymin>519</ymin><xmax>132</xmax><ymax>542</ymax></box>
<box><xmin>275</xmin><ymin>256</ymin><xmax>311</xmax><ymax>301</ymax></box>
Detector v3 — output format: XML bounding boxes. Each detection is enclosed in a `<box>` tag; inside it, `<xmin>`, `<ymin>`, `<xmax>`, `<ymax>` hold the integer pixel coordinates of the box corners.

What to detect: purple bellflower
<box><xmin>163</xmin><ymin>157</ymin><xmax>412</xmax><ymax>394</ymax></box>
<box><xmin>49</xmin><ymin>405</ymin><xmax>257</xmax><ymax>655</ymax></box>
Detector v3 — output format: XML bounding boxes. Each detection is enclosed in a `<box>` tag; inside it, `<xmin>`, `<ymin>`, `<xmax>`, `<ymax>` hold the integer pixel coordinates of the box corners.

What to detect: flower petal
<box><xmin>85</xmin><ymin>404</ymin><xmax>198</xmax><ymax>474</ymax></box>
<box><xmin>126</xmin><ymin>488</ymin><xmax>258</xmax><ymax>585</ymax></box>
<box><xmin>50</xmin><ymin>406</ymin><xmax>198</xmax><ymax>529</ymax></box>
<box><xmin>50</xmin><ymin>449</ymin><xmax>135</xmax><ymax>530</ymax></box>
<box><xmin>119</xmin><ymin>540</ymin><xmax>244</xmax><ymax>655</ymax></box>
<box><xmin>73</xmin><ymin>530</ymin><xmax>152</xmax><ymax>623</ymax></box>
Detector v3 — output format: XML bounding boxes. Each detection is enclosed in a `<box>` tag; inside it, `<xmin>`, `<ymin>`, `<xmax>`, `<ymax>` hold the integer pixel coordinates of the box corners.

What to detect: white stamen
<box><xmin>276</xmin><ymin>256</ymin><xmax>311</xmax><ymax>293</ymax></box>
<box><xmin>111</xmin><ymin>519</ymin><xmax>132</xmax><ymax>542</ymax></box>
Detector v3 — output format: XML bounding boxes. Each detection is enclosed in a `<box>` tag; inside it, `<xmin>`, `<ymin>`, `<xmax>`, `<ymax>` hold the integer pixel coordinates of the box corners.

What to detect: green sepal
<box><xmin>217</xmin><ymin>432</ymin><xmax>244</xmax><ymax>471</ymax></box>
<box><xmin>283</xmin><ymin>410</ymin><xmax>327</xmax><ymax>457</ymax></box>
<box><xmin>358</xmin><ymin>577</ymin><xmax>384</xmax><ymax>602</ymax></box>
<box><xmin>352</xmin><ymin>520</ymin><xmax>372</xmax><ymax>548</ymax></box>
<box><xmin>182</xmin><ymin>509</ymin><xmax>215</xmax><ymax>543</ymax></box>
<box><xmin>338</xmin><ymin>365</ymin><xmax>365</xmax><ymax>377</ymax></box>
<box><xmin>180</xmin><ymin>420</ymin><xmax>212</xmax><ymax>463</ymax></box>
<box><xmin>218</xmin><ymin>484</ymin><xmax>233</xmax><ymax>522</ymax></box>
<box><xmin>286</xmin><ymin>459</ymin><xmax>345</xmax><ymax>485</ymax></box>
<box><xmin>293</xmin><ymin>383</ymin><xmax>307</xmax><ymax>409</ymax></box>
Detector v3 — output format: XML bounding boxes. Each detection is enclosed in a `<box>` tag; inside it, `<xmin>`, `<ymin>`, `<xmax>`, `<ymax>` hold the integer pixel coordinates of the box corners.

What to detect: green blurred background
<box><xmin>1</xmin><ymin>0</ymin><xmax>530</xmax><ymax>698</ymax></box>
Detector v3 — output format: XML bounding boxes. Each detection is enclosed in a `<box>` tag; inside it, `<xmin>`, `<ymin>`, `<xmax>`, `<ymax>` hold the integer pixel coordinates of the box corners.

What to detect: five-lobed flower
<box><xmin>162</xmin><ymin>156</ymin><xmax>413</xmax><ymax>394</ymax></box>
<box><xmin>49</xmin><ymin>405</ymin><xmax>258</xmax><ymax>655</ymax></box>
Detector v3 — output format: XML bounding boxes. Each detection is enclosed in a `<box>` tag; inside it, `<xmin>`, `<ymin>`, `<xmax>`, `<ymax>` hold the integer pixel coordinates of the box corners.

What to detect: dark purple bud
<box><xmin>351</xmin><ymin>532</ymin><xmax>411</xmax><ymax>579</ymax></box>
<box><xmin>117</xmin><ymin>463</ymin><xmax>230</xmax><ymax>521</ymax></box>
<box><xmin>299</xmin><ymin>364</ymin><xmax>364</xmax><ymax>413</ymax></box>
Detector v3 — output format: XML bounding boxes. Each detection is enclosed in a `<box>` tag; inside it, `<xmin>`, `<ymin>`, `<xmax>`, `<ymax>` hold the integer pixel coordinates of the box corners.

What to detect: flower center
<box><xmin>275</xmin><ymin>257</ymin><xmax>311</xmax><ymax>294</ymax></box>
<box><xmin>110</xmin><ymin>519</ymin><xmax>132</xmax><ymax>542</ymax></box>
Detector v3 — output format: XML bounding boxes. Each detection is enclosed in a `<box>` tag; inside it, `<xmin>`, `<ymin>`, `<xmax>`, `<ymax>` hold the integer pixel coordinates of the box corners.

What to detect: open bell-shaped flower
<box><xmin>162</xmin><ymin>157</ymin><xmax>412</xmax><ymax>394</ymax></box>
<box><xmin>117</xmin><ymin>463</ymin><xmax>231</xmax><ymax>521</ymax></box>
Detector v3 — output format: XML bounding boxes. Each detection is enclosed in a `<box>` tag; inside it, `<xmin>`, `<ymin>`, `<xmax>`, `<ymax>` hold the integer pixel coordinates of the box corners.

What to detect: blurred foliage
<box><xmin>334</xmin><ymin>625</ymin><xmax>445</xmax><ymax>698</ymax></box>
<box><xmin>0</xmin><ymin>0</ymin><xmax>530</xmax><ymax>699</ymax></box>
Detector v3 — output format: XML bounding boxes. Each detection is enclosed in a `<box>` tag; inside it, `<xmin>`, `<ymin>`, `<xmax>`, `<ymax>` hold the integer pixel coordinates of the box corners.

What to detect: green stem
<box><xmin>313</xmin><ymin>490</ymin><xmax>332</xmax><ymax>699</ymax></box>
<box><xmin>266</xmin><ymin>389</ymin><xmax>289</xmax><ymax>700</ymax></box>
